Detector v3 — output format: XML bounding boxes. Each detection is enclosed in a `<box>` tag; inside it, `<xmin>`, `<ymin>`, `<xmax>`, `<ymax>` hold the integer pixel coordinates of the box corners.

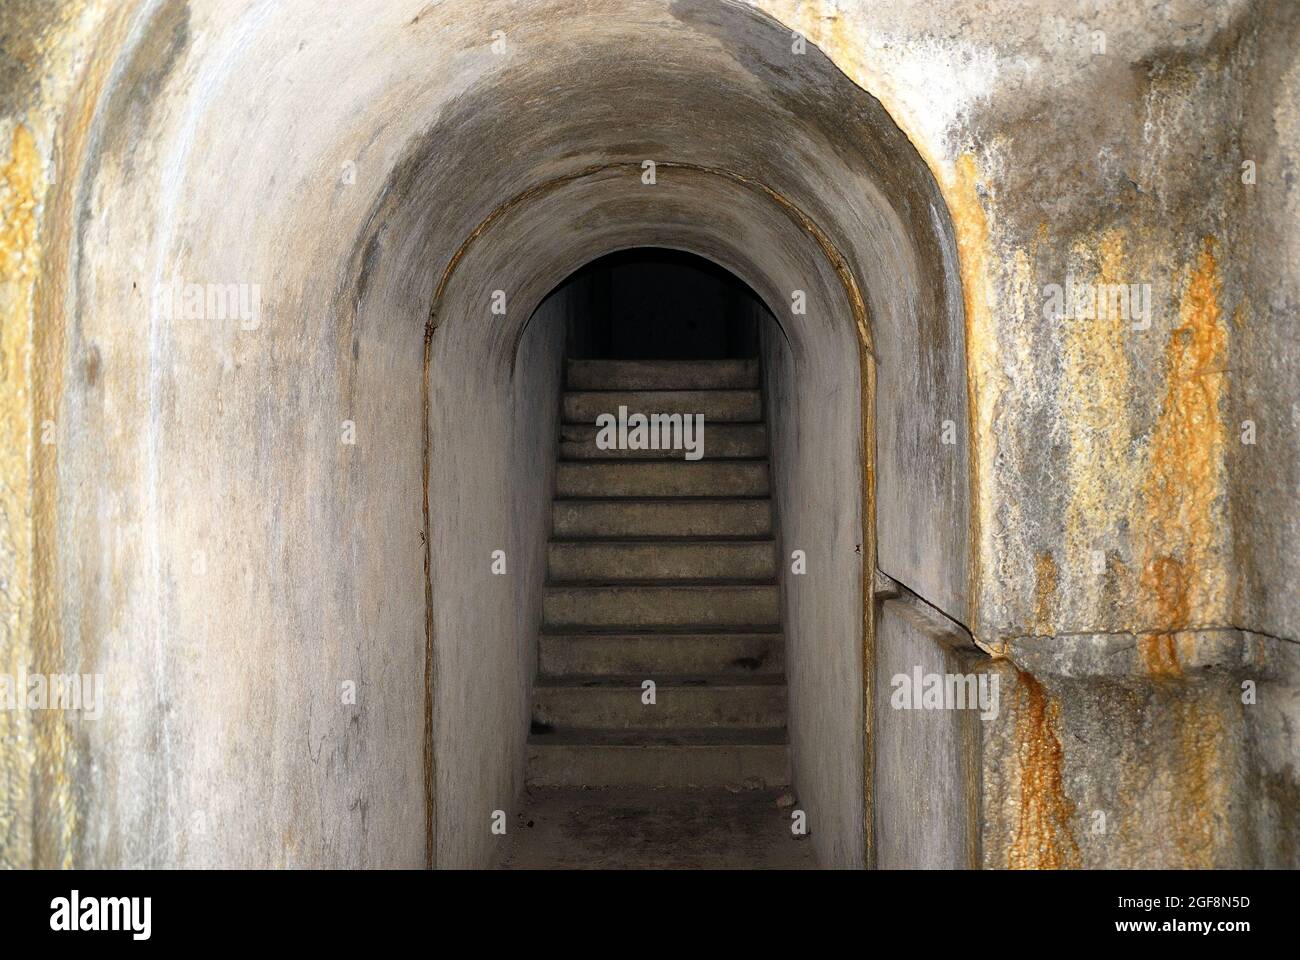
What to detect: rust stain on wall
<box><xmin>1137</xmin><ymin>237</ymin><xmax>1229</xmax><ymax>644</ymax></box>
<box><xmin>1032</xmin><ymin>551</ymin><xmax>1057</xmax><ymax>635</ymax></box>
<box><xmin>1138</xmin><ymin>630</ymin><xmax>1183</xmax><ymax>678</ymax></box>
<box><xmin>1007</xmin><ymin>670</ymin><xmax>1079</xmax><ymax>869</ymax></box>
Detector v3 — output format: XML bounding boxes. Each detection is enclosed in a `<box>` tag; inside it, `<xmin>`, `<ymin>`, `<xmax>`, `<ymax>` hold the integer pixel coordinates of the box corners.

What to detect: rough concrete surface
<box><xmin>0</xmin><ymin>0</ymin><xmax>1295</xmax><ymax>870</ymax></box>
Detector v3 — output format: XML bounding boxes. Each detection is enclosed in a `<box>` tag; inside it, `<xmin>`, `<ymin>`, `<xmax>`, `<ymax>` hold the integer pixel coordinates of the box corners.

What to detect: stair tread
<box><xmin>563</xmin><ymin>390</ymin><xmax>762</xmax><ymax>425</ymax></box>
<box><xmin>558</xmin><ymin>458</ymin><xmax>767</xmax><ymax>465</ymax></box>
<box><xmin>535</xmin><ymin>673</ymin><xmax>787</xmax><ymax>688</ymax></box>
<box><xmin>546</xmin><ymin>574</ymin><xmax>774</xmax><ymax>582</ymax></box>
<box><xmin>528</xmin><ymin>727</ymin><xmax>788</xmax><ymax>747</ymax></box>
<box><xmin>547</xmin><ymin>537</ymin><xmax>772</xmax><ymax>546</ymax></box>
<box><xmin>555</xmin><ymin>496</ymin><xmax>772</xmax><ymax>503</ymax></box>
<box><xmin>558</xmin><ymin>455</ymin><xmax>767</xmax><ymax>462</ymax></box>
<box><xmin>541</xmin><ymin>625</ymin><xmax>782</xmax><ymax>636</ymax></box>
<box><xmin>554</xmin><ymin>496</ymin><xmax>769</xmax><ymax>503</ymax></box>
<box><xmin>561</xmin><ymin>421</ymin><xmax>765</xmax><ymax>429</ymax></box>
<box><xmin>562</xmin><ymin>390</ymin><xmax>755</xmax><ymax>395</ymax></box>
<box><xmin>563</xmin><ymin>387</ymin><xmax>759</xmax><ymax>393</ymax></box>
<box><xmin>549</xmin><ymin>536</ymin><xmax>775</xmax><ymax>545</ymax></box>
<box><xmin>565</xmin><ymin>359</ymin><xmax>761</xmax><ymax>392</ymax></box>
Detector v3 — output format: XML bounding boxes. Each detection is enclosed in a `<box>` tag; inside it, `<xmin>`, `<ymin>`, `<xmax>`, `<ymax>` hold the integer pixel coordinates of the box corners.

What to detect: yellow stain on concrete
<box><xmin>1060</xmin><ymin>229</ymin><xmax>1139</xmax><ymax>619</ymax></box>
<box><xmin>0</xmin><ymin>124</ymin><xmax>41</xmax><ymax>867</ymax></box>
<box><xmin>17</xmin><ymin>1</ymin><xmax>134</xmax><ymax>869</ymax></box>
<box><xmin>945</xmin><ymin>152</ymin><xmax>1002</xmax><ymax>638</ymax></box>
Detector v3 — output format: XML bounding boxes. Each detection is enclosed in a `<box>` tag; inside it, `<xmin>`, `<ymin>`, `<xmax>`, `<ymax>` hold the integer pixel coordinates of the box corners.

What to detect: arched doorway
<box><xmin>503</xmin><ymin>248</ymin><xmax>825</xmax><ymax>868</ymax></box>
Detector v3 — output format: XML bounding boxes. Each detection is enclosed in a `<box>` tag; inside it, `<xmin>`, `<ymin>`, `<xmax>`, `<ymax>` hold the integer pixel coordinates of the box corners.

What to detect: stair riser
<box><xmin>560</xmin><ymin>423</ymin><xmax>767</xmax><ymax>460</ymax></box>
<box><xmin>548</xmin><ymin>541</ymin><xmax>776</xmax><ymax>581</ymax></box>
<box><xmin>552</xmin><ymin>500</ymin><xmax>772</xmax><ymax>538</ymax></box>
<box><xmin>539</xmin><ymin>634</ymin><xmax>784</xmax><ymax>676</ymax></box>
<box><xmin>544</xmin><ymin>585</ymin><xmax>779</xmax><ymax>629</ymax></box>
<box><xmin>526</xmin><ymin>743</ymin><xmax>790</xmax><ymax>787</ymax></box>
<box><xmin>556</xmin><ymin>461</ymin><xmax>769</xmax><ymax>498</ymax></box>
<box><xmin>563</xmin><ymin>391</ymin><xmax>761</xmax><ymax>423</ymax></box>
<box><xmin>533</xmin><ymin>686</ymin><xmax>788</xmax><ymax>729</ymax></box>
<box><xmin>566</xmin><ymin>359</ymin><xmax>760</xmax><ymax>391</ymax></box>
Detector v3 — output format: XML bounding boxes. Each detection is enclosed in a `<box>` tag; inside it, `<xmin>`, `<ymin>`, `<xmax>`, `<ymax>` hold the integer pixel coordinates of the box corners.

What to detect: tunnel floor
<box><xmin>496</xmin><ymin>787</ymin><xmax>816</xmax><ymax>869</ymax></box>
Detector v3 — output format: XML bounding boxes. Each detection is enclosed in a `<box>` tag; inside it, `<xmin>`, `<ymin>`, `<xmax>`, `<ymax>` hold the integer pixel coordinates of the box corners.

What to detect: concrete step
<box><xmin>539</xmin><ymin>631</ymin><xmax>784</xmax><ymax>676</ymax></box>
<box><xmin>555</xmin><ymin>460</ymin><xmax>768</xmax><ymax>498</ymax></box>
<box><xmin>563</xmin><ymin>390</ymin><xmax>761</xmax><ymax>423</ymax></box>
<box><xmin>560</xmin><ymin>421</ymin><xmax>767</xmax><ymax>460</ymax></box>
<box><xmin>526</xmin><ymin>729</ymin><xmax>790</xmax><ymax>787</ymax></box>
<box><xmin>548</xmin><ymin>539</ymin><xmax>777</xmax><ymax>581</ymax></box>
<box><xmin>552</xmin><ymin>498</ymin><xmax>772</xmax><ymax>538</ymax></box>
<box><xmin>532</xmin><ymin>676</ymin><xmax>787</xmax><ymax>730</ymax></box>
<box><xmin>566</xmin><ymin>359</ymin><xmax>760</xmax><ymax>391</ymax></box>
<box><xmin>544</xmin><ymin>583</ymin><xmax>780</xmax><ymax>630</ymax></box>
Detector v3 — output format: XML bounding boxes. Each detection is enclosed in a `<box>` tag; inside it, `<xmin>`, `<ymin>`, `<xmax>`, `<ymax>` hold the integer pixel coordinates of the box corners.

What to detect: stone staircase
<box><xmin>526</xmin><ymin>358</ymin><xmax>790</xmax><ymax>788</ymax></box>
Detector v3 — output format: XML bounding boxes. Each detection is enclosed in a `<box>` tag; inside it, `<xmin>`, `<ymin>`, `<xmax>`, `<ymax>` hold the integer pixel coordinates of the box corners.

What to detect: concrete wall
<box><xmin>1229</xmin><ymin>5</ymin><xmax>1300</xmax><ymax>643</ymax></box>
<box><xmin>983</xmin><ymin>632</ymin><xmax>1300</xmax><ymax>868</ymax></box>
<box><xmin>762</xmin><ymin>298</ymin><xmax>866</xmax><ymax>868</ymax></box>
<box><xmin>874</xmin><ymin>591</ymin><xmax>981</xmax><ymax>869</ymax></box>
<box><xmin>428</xmin><ymin>288</ymin><xmax>564</xmax><ymax>869</ymax></box>
<box><xmin>1</xmin><ymin>0</ymin><xmax>1295</xmax><ymax>870</ymax></box>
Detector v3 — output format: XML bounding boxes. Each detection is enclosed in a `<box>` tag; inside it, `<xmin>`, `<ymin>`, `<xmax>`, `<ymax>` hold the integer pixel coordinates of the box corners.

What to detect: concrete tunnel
<box><xmin>4</xmin><ymin>0</ymin><xmax>1298</xmax><ymax>872</ymax></box>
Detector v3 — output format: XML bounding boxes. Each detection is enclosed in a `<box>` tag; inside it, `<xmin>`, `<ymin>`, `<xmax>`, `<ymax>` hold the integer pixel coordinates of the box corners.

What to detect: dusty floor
<box><xmin>496</xmin><ymin>787</ymin><xmax>818</xmax><ymax>869</ymax></box>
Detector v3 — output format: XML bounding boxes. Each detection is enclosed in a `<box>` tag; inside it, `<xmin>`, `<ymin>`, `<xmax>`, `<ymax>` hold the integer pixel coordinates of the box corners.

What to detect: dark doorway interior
<box><xmin>562</xmin><ymin>248</ymin><xmax>763</xmax><ymax>359</ymax></box>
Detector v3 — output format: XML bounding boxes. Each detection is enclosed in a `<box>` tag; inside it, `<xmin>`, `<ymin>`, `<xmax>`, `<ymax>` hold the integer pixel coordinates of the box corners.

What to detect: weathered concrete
<box><xmin>982</xmin><ymin>631</ymin><xmax>1300</xmax><ymax>868</ymax></box>
<box><xmin>1</xmin><ymin>0</ymin><xmax>1295</xmax><ymax>870</ymax></box>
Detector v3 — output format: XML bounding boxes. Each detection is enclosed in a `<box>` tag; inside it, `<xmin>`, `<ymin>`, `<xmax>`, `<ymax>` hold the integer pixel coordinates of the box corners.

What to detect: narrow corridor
<box><xmin>518</xmin><ymin>353</ymin><xmax>804</xmax><ymax>867</ymax></box>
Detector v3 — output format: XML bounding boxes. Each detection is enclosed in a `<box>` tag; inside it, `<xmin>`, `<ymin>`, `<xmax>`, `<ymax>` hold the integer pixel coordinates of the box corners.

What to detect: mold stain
<box><xmin>1007</xmin><ymin>670</ymin><xmax>1080</xmax><ymax>869</ymax></box>
<box><xmin>1138</xmin><ymin>237</ymin><xmax>1228</xmax><ymax>643</ymax></box>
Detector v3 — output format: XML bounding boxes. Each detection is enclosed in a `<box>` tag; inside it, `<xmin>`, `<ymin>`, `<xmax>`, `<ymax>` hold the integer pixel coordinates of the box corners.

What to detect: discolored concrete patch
<box><xmin>496</xmin><ymin>787</ymin><xmax>817</xmax><ymax>870</ymax></box>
